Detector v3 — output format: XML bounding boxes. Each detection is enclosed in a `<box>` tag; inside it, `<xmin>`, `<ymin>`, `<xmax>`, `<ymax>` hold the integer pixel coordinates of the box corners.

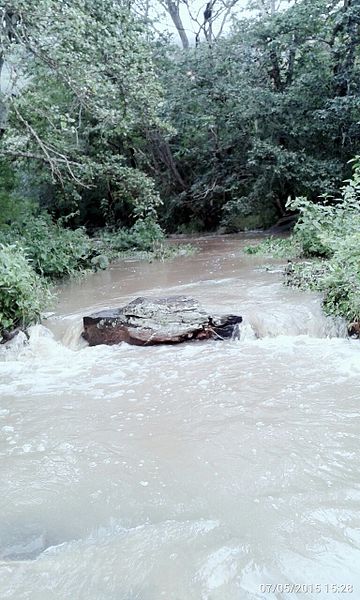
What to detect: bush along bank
<box><xmin>244</xmin><ymin>160</ymin><xmax>360</xmax><ymax>337</ymax></box>
<box><xmin>0</xmin><ymin>243</ymin><xmax>52</xmax><ymax>341</ymax></box>
<box><xmin>0</xmin><ymin>213</ymin><xmax>191</xmax><ymax>343</ymax></box>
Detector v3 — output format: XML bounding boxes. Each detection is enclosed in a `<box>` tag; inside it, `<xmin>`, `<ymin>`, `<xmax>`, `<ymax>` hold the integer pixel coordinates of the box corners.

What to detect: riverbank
<box><xmin>244</xmin><ymin>234</ymin><xmax>359</xmax><ymax>338</ymax></box>
<box><xmin>243</xmin><ymin>174</ymin><xmax>360</xmax><ymax>337</ymax></box>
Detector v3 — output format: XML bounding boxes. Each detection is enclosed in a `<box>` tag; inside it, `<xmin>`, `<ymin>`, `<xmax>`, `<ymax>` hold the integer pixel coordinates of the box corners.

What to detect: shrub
<box><xmin>99</xmin><ymin>217</ymin><xmax>165</xmax><ymax>257</ymax></box>
<box><xmin>23</xmin><ymin>216</ymin><xmax>95</xmax><ymax>278</ymax></box>
<box><xmin>286</xmin><ymin>236</ymin><xmax>360</xmax><ymax>323</ymax></box>
<box><xmin>0</xmin><ymin>243</ymin><xmax>51</xmax><ymax>338</ymax></box>
<box><xmin>288</xmin><ymin>194</ymin><xmax>360</xmax><ymax>258</ymax></box>
<box><xmin>287</xmin><ymin>161</ymin><xmax>360</xmax><ymax>323</ymax></box>
<box><xmin>244</xmin><ymin>160</ymin><xmax>360</xmax><ymax>326</ymax></box>
<box><xmin>1</xmin><ymin>214</ymin><xmax>96</xmax><ymax>279</ymax></box>
<box><xmin>321</xmin><ymin>233</ymin><xmax>360</xmax><ymax>322</ymax></box>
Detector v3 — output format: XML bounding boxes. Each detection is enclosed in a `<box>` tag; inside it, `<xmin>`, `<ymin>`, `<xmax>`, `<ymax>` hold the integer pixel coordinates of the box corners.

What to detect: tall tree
<box><xmin>149</xmin><ymin>0</ymin><xmax>360</xmax><ymax>231</ymax></box>
<box><xmin>133</xmin><ymin>0</ymin><xmax>243</xmax><ymax>47</ymax></box>
<box><xmin>0</xmin><ymin>0</ymin><xmax>165</xmax><ymax>224</ymax></box>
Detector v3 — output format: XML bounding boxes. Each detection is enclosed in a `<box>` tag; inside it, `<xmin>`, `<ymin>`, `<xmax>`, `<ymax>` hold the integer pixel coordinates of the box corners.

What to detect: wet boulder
<box><xmin>1</xmin><ymin>327</ymin><xmax>23</xmax><ymax>344</ymax></box>
<box><xmin>348</xmin><ymin>321</ymin><xmax>360</xmax><ymax>339</ymax></box>
<box><xmin>82</xmin><ymin>296</ymin><xmax>242</xmax><ymax>346</ymax></box>
<box><xmin>0</xmin><ymin>328</ymin><xmax>28</xmax><ymax>350</ymax></box>
<box><xmin>0</xmin><ymin>533</ymin><xmax>49</xmax><ymax>561</ymax></box>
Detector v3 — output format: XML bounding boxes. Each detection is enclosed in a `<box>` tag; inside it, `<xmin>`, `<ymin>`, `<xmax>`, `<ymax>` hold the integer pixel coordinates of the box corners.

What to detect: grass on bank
<box><xmin>244</xmin><ymin>236</ymin><xmax>300</xmax><ymax>259</ymax></box>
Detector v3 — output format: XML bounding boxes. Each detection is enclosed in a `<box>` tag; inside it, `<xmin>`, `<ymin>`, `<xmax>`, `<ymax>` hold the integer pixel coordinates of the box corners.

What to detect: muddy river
<box><xmin>0</xmin><ymin>236</ymin><xmax>359</xmax><ymax>599</ymax></box>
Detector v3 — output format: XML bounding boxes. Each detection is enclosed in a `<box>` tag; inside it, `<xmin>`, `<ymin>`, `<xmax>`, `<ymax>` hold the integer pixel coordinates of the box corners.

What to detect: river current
<box><xmin>0</xmin><ymin>235</ymin><xmax>359</xmax><ymax>599</ymax></box>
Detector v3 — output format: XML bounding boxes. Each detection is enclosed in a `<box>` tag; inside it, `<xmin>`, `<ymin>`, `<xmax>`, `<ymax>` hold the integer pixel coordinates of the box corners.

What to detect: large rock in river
<box><xmin>82</xmin><ymin>296</ymin><xmax>242</xmax><ymax>346</ymax></box>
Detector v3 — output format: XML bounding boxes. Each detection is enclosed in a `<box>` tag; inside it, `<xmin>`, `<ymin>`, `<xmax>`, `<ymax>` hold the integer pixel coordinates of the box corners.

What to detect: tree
<box><xmin>148</xmin><ymin>0</ymin><xmax>360</xmax><ymax>231</ymax></box>
<box><xmin>0</xmin><ymin>0</ymin><xmax>165</xmax><ymax>225</ymax></box>
<box><xmin>132</xmin><ymin>0</ymin><xmax>244</xmax><ymax>47</ymax></box>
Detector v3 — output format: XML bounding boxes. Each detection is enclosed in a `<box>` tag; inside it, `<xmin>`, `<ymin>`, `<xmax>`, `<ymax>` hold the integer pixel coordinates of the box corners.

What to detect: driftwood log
<box><xmin>82</xmin><ymin>296</ymin><xmax>242</xmax><ymax>346</ymax></box>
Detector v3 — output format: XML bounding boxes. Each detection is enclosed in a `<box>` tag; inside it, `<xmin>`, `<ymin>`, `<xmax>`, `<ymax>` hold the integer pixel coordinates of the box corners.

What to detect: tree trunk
<box><xmin>269</xmin><ymin>49</ymin><xmax>283</xmax><ymax>91</ymax></box>
<box><xmin>0</xmin><ymin>53</ymin><xmax>7</xmax><ymax>137</ymax></box>
<box><xmin>149</xmin><ymin>130</ymin><xmax>187</xmax><ymax>190</ymax></box>
<box><xmin>166</xmin><ymin>1</ymin><xmax>189</xmax><ymax>49</ymax></box>
<box><xmin>286</xmin><ymin>35</ymin><xmax>297</xmax><ymax>87</ymax></box>
<box><xmin>0</xmin><ymin>53</ymin><xmax>4</xmax><ymax>86</ymax></box>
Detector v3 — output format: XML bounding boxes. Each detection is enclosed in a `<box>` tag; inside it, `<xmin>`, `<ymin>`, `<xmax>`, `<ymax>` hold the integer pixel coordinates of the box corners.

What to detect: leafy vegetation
<box><xmin>0</xmin><ymin>209</ymin><xmax>192</xmax><ymax>335</ymax></box>
<box><xmin>98</xmin><ymin>223</ymin><xmax>196</xmax><ymax>262</ymax></box>
<box><xmin>1</xmin><ymin>0</ymin><xmax>164</xmax><ymax>222</ymax></box>
<box><xmin>244</xmin><ymin>237</ymin><xmax>300</xmax><ymax>258</ymax></box>
<box><xmin>245</xmin><ymin>160</ymin><xmax>360</xmax><ymax>328</ymax></box>
<box><xmin>1</xmin><ymin>0</ymin><xmax>359</xmax><ymax>334</ymax></box>
<box><xmin>0</xmin><ymin>244</ymin><xmax>51</xmax><ymax>338</ymax></box>
<box><xmin>98</xmin><ymin>218</ymin><xmax>166</xmax><ymax>257</ymax></box>
<box><xmin>150</xmin><ymin>0</ymin><xmax>360</xmax><ymax>231</ymax></box>
<box><xmin>2</xmin><ymin>0</ymin><xmax>359</xmax><ymax>232</ymax></box>
<box><xmin>2</xmin><ymin>215</ymin><xmax>96</xmax><ymax>278</ymax></box>
<box><xmin>287</xmin><ymin>163</ymin><xmax>360</xmax><ymax>325</ymax></box>
<box><xmin>0</xmin><ymin>0</ymin><xmax>178</xmax><ymax>335</ymax></box>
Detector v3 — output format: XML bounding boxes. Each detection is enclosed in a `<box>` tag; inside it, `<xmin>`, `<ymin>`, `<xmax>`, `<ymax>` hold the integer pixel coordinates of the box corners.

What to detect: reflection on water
<box><xmin>0</xmin><ymin>236</ymin><xmax>359</xmax><ymax>599</ymax></box>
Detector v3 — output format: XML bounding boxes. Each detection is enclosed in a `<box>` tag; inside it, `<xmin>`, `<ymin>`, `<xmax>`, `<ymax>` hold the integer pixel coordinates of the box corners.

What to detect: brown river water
<box><xmin>0</xmin><ymin>235</ymin><xmax>359</xmax><ymax>600</ymax></box>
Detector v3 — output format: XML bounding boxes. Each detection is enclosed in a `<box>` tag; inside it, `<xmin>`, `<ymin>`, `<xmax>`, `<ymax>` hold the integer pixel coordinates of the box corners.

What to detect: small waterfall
<box><xmin>236</xmin><ymin>320</ymin><xmax>258</xmax><ymax>342</ymax></box>
<box><xmin>246</xmin><ymin>307</ymin><xmax>347</xmax><ymax>340</ymax></box>
<box><xmin>61</xmin><ymin>320</ymin><xmax>87</xmax><ymax>349</ymax></box>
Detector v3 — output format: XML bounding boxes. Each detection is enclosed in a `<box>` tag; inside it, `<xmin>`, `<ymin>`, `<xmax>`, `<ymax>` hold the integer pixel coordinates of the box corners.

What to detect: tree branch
<box><xmin>10</xmin><ymin>104</ymin><xmax>88</xmax><ymax>186</ymax></box>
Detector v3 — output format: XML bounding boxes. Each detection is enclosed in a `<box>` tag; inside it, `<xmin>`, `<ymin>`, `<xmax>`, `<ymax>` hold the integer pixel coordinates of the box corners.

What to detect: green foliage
<box><xmin>244</xmin><ymin>236</ymin><xmax>300</xmax><ymax>258</ymax></box>
<box><xmin>288</xmin><ymin>164</ymin><xmax>360</xmax><ymax>259</ymax></box>
<box><xmin>0</xmin><ymin>207</ymin><xmax>189</xmax><ymax>337</ymax></box>
<box><xmin>289</xmin><ymin>198</ymin><xmax>337</xmax><ymax>257</ymax></box>
<box><xmin>0</xmin><ymin>243</ymin><xmax>51</xmax><ymax>336</ymax></box>
<box><xmin>130</xmin><ymin>218</ymin><xmax>165</xmax><ymax>250</ymax></box>
<box><xmin>150</xmin><ymin>0</ymin><xmax>360</xmax><ymax>231</ymax></box>
<box><xmin>97</xmin><ymin>219</ymin><xmax>195</xmax><ymax>262</ymax></box>
<box><xmin>244</xmin><ymin>160</ymin><xmax>360</xmax><ymax>326</ymax></box>
<box><xmin>321</xmin><ymin>234</ymin><xmax>360</xmax><ymax>322</ymax></box>
<box><xmin>90</xmin><ymin>254</ymin><xmax>109</xmax><ymax>271</ymax></box>
<box><xmin>1</xmin><ymin>0</ymin><xmax>165</xmax><ymax>225</ymax></box>
<box><xmin>1</xmin><ymin>214</ymin><xmax>96</xmax><ymax>279</ymax></box>
<box><xmin>289</xmin><ymin>161</ymin><xmax>360</xmax><ymax>324</ymax></box>
<box><xmin>286</xmin><ymin>243</ymin><xmax>360</xmax><ymax>324</ymax></box>
<box><xmin>2</xmin><ymin>0</ymin><xmax>360</xmax><ymax>233</ymax></box>
<box><xmin>0</xmin><ymin>162</ymin><xmax>17</xmax><ymax>226</ymax></box>
<box><xmin>98</xmin><ymin>217</ymin><xmax>165</xmax><ymax>257</ymax></box>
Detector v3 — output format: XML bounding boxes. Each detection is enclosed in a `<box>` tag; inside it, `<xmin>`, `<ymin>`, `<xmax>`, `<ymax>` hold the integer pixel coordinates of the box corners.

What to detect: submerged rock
<box><xmin>348</xmin><ymin>321</ymin><xmax>360</xmax><ymax>339</ymax></box>
<box><xmin>0</xmin><ymin>328</ymin><xmax>28</xmax><ymax>349</ymax></box>
<box><xmin>82</xmin><ymin>296</ymin><xmax>242</xmax><ymax>346</ymax></box>
<box><xmin>0</xmin><ymin>533</ymin><xmax>49</xmax><ymax>561</ymax></box>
